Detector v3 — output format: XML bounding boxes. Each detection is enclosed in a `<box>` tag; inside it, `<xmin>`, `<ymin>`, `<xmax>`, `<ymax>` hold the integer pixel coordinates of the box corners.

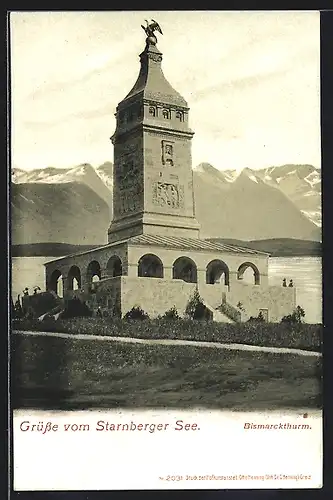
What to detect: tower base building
<box><xmin>44</xmin><ymin>29</ymin><xmax>295</xmax><ymax>323</ymax></box>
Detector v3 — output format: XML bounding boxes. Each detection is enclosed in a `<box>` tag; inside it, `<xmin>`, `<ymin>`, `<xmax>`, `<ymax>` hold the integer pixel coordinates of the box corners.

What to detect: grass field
<box><xmin>12</xmin><ymin>333</ymin><xmax>322</xmax><ymax>411</ymax></box>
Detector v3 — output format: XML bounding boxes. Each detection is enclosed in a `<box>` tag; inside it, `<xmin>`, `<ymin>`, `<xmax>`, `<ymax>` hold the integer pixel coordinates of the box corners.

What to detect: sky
<box><xmin>10</xmin><ymin>10</ymin><xmax>321</xmax><ymax>172</ymax></box>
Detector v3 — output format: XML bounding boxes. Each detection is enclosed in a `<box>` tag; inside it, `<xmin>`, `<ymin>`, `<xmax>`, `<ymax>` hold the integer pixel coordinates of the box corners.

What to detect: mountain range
<box><xmin>11</xmin><ymin>162</ymin><xmax>321</xmax><ymax>245</ymax></box>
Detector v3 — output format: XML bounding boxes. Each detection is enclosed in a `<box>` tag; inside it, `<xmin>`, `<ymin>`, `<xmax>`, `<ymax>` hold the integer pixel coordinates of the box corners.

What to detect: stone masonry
<box><xmin>44</xmin><ymin>29</ymin><xmax>296</xmax><ymax>323</ymax></box>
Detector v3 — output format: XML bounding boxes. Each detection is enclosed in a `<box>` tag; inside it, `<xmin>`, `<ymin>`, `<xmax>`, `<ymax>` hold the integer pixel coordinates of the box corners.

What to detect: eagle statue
<box><xmin>141</xmin><ymin>19</ymin><xmax>163</xmax><ymax>44</ymax></box>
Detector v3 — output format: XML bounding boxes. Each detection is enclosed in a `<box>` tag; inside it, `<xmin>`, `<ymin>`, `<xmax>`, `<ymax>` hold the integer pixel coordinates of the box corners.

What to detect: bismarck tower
<box><xmin>44</xmin><ymin>21</ymin><xmax>295</xmax><ymax>323</ymax></box>
<box><xmin>108</xmin><ymin>20</ymin><xmax>200</xmax><ymax>243</ymax></box>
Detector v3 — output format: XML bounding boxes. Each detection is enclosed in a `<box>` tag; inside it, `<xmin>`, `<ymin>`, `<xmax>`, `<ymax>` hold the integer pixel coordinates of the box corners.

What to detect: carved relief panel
<box><xmin>161</xmin><ymin>140</ymin><xmax>175</xmax><ymax>166</ymax></box>
<box><xmin>114</xmin><ymin>140</ymin><xmax>143</xmax><ymax>217</ymax></box>
<box><xmin>152</xmin><ymin>182</ymin><xmax>184</xmax><ymax>209</ymax></box>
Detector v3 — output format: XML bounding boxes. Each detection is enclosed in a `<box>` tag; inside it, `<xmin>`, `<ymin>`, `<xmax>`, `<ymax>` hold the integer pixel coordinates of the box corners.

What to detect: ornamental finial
<box><xmin>141</xmin><ymin>19</ymin><xmax>163</xmax><ymax>46</ymax></box>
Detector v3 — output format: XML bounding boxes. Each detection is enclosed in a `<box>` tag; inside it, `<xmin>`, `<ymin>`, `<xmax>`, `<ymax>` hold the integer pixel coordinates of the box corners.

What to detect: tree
<box><xmin>161</xmin><ymin>306</ymin><xmax>180</xmax><ymax>320</ymax></box>
<box><xmin>281</xmin><ymin>305</ymin><xmax>306</xmax><ymax>324</ymax></box>
<box><xmin>185</xmin><ymin>288</ymin><xmax>211</xmax><ymax>320</ymax></box>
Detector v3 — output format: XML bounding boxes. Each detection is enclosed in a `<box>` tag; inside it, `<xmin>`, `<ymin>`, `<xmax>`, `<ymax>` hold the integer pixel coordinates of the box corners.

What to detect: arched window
<box><xmin>87</xmin><ymin>260</ymin><xmax>101</xmax><ymax>283</ymax></box>
<box><xmin>173</xmin><ymin>257</ymin><xmax>197</xmax><ymax>283</ymax></box>
<box><xmin>67</xmin><ymin>265</ymin><xmax>81</xmax><ymax>291</ymax></box>
<box><xmin>162</xmin><ymin>109</ymin><xmax>170</xmax><ymax>119</ymax></box>
<box><xmin>165</xmin><ymin>159</ymin><xmax>174</xmax><ymax>167</ymax></box>
<box><xmin>107</xmin><ymin>255</ymin><xmax>123</xmax><ymax>277</ymax></box>
<box><xmin>138</xmin><ymin>254</ymin><xmax>163</xmax><ymax>278</ymax></box>
<box><xmin>237</xmin><ymin>262</ymin><xmax>260</xmax><ymax>285</ymax></box>
<box><xmin>149</xmin><ymin>106</ymin><xmax>156</xmax><ymax>117</ymax></box>
<box><xmin>176</xmin><ymin>111</ymin><xmax>183</xmax><ymax>121</ymax></box>
<box><xmin>206</xmin><ymin>260</ymin><xmax>230</xmax><ymax>285</ymax></box>
<box><xmin>49</xmin><ymin>269</ymin><xmax>63</xmax><ymax>297</ymax></box>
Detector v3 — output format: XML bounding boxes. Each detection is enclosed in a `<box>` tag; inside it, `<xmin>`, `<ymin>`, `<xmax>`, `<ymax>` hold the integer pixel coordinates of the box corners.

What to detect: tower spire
<box><xmin>108</xmin><ymin>23</ymin><xmax>200</xmax><ymax>243</ymax></box>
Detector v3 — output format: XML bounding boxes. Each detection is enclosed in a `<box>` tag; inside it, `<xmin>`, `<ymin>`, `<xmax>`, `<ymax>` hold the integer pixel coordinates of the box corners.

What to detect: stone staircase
<box><xmin>203</xmin><ymin>301</ymin><xmax>236</xmax><ymax>323</ymax></box>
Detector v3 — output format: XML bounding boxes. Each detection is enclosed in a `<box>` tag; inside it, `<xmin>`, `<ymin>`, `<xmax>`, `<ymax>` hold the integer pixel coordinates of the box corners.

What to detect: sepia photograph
<box><xmin>10</xmin><ymin>10</ymin><xmax>322</xmax><ymax>490</ymax></box>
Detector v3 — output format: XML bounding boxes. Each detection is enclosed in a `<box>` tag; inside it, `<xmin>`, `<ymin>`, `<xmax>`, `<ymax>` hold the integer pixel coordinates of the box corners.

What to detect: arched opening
<box><xmin>237</xmin><ymin>262</ymin><xmax>260</xmax><ymax>285</ymax></box>
<box><xmin>176</xmin><ymin>111</ymin><xmax>183</xmax><ymax>121</ymax></box>
<box><xmin>162</xmin><ymin>109</ymin><xmax>170</xmax><ymax>119</ymax></box>
<box><xmin>173</xmin><ymin>257</ymin><xmax>197</xmax><ymax>283</ymax></box>
<box><xmin>49</xmin><ymin>269</ymin><xmax>63</xmax><ymax>298</ymax></box>
<box><xmin>149</xmin><ymin>106</ymin><xmax>156</xmax><ymax>117</ymax></box>
<box><xmin>87</xmin><ymin>260</ymin><xmax>101</xmax><ymax>283</ymax></box>
<box><xmin>67</xmin><ymin>265</ymin><xmax>81</xmax><ymax>291</ymax></box>
<box><xmin>206</xmin><ymin>260</ymin><xmax>230</xmax><ymax>285</ymax></box>
<box><xmin>138</xmin><ymin>254</ymin><xmax>163</xmax><ymax>278</ymax></box>
<box><xmin>107</xmin><ymin>255</ymin><xmax>123</xmax><ymax>277</ymax></box>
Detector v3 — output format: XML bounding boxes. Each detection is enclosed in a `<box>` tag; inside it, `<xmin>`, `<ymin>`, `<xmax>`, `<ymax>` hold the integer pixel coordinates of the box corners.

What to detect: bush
<box><xmin>61</xmin><ymin>298</ymin><xmax>93</xmax><ymax>319</ymax></box>
<box><xmin>281</xmin><ymin>306</ymin><xmax>306</xmax><ymax>325</ymax></box>
<box><xmin>11</xmin><ymin>314</ymin><xmax>322</xmax><ymax>353</ymax></box>
<box><xmin>185</xmin><ymin>288</ymin><xmax>211</xmax><ymax>321</ymax></box>
<box><xmin>247</xmin><ymin>311</ymin><xmax>265</xmax><ymax>323</ymax></box>
<box><xmin>161</xmin><ymin>306</ymin><xmax>180</xmax><ymax>321</ymax></box>
<box><xmin>124</xmin><ymin>306</ymin><xmax>150</xmax><ymax>321</ymax></box>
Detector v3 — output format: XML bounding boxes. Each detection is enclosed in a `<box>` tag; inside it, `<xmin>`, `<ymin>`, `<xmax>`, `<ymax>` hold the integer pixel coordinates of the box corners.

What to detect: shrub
<box><xmin>124</xmin><ymin>306</ymin><xmax>150</xmax><ymax>321</ymax></box>
<box><xmin>185</xmin><ymin>288</ymin><xmax>211</xmax><ymax>321</ymax></box>
<box><xmin>281</xmin><ymin>305</ymin><xmax>306</xmax><ymax>325</ymax></box>
<box><xmin>161</xmin><ymin>306</ymin><xmax>180</xmax><ymax>321</ymax></box>
<box><xmin>61</xmin><ymin>298</ymin><xmax>93</xmax><ymax>319</ymax></box>
<box><xmin>247</xmin><ymin>311</ymin><xmax>265</xmax><ymax>323</ymax></box>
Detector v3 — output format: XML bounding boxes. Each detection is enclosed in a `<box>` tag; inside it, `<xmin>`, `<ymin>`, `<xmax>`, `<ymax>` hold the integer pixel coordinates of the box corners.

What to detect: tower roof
<box><xmin>118</xmin><ymin>40</ymin><xmax>188</xmax><ymax>109</ymax></box>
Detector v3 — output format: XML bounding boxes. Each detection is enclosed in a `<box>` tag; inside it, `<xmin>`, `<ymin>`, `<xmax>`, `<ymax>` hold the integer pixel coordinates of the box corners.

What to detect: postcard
<box><xmin>10</xmin><ymin>10</ymin><xmax>322</xmax><ymax>491</ymax></box>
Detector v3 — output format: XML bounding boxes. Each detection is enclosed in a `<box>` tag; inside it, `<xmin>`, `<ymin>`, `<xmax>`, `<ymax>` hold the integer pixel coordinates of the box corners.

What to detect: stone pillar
<box><xmin>164</xmin><ymin>266</ymin><xmax>173</xmax><ymax>280</ymax></box>
<box><xmin>127</xmin><ymin>263</ymin><xmax>138</xmax><ymax>278</ymax></box>
<box><xmin>197</xmin><ymin>268</ymin><xmax>206</xmax><ymax>297</ymax></box>
<box><xmin>45</xmin><ymin>271</ymin><xmax>52</xmax><ymax>293</ymax></box>
<box><xmin>61</xmin><ymin>274</ymin><xmax>70</xmax><ymax>299</ymax></box>
<box><xmin>260</xmin><ymin>273</ymin><xmax>269</xmax><ymax>288</ymax></box>
<box><xmin>229</xmin><ymin>271</ymin><xmax>238</xmax><ymax>289</ymax></box>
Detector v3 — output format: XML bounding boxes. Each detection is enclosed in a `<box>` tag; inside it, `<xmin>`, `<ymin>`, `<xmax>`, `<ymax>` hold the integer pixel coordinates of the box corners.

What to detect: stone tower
<box><xmin>108</xmin><ymin>34</ymin><xmax>200</xmax><ymax>243</ymax></box>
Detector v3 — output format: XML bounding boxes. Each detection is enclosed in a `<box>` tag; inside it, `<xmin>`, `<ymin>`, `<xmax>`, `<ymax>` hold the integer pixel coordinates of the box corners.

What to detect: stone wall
<box><xmin>119</xmin><ymin>275</ymin><xmax>295</xmax><ymax>322</ymax></box>
<box><xmin>86</xmin><ymin>277</ymin><xmax>122</xmax><ymax>317</ymax></box>
<box><xmin>227</xmin><ymin>281</ymin><xmax>296</xmax><ymax>322</ymax></box>
<box><xmin>121</xmin><ymin>276</ymin><xmax>196</xmax><ymax>318</ymax></box>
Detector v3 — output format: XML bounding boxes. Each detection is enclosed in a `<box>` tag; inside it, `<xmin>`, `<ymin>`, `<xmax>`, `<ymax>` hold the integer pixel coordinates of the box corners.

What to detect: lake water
<box><xmin>10</xmin><ymin>256</ymin><xmax>322</xmax><ymax>324</ymax></box>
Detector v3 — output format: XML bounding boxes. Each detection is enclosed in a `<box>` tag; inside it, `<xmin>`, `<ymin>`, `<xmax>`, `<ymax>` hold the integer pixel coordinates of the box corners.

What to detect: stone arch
<box><xmin>67</xmin><ymin>265</ymin><xmax>81</xmax><ymax>291</ymax></box>
<box><xmin>206</xmin><ymin>260</ymin><xmax>230</xmax><ymax>285</ymax></box>
<box><xmin>107</xmin><ymin>255</ymin><xmax>123</xmax><ymax>277</ymax></box>
<box><xmin>138</xmin><ymin>254</ymin><xmax>164</xmax><ymax>278</ymax></box>
<box><xmin>237</xmin><ymin>262</ymin><xmax>260</xmax><ymax>285</ymax></box>
<box><xmin>49</xmin><ymin>269</ymin><xmax>63</xmax><ymax>297</ymax></box>
<box><xmin>87</xmin><ymin>260</ymin><xmax>101</xmax><ymax>283</ymax></box>
<box><xmin>173</xmin><ymin>257</ymin><xmax>197</xmax><ymax>283</ymax></box>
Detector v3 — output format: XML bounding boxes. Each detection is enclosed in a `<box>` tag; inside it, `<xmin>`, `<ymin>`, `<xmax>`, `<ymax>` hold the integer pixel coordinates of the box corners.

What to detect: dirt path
<box><xmin>13</xmin><ymin>329</ymin><xmax>321</xmax><ymax>357</ymax></box>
